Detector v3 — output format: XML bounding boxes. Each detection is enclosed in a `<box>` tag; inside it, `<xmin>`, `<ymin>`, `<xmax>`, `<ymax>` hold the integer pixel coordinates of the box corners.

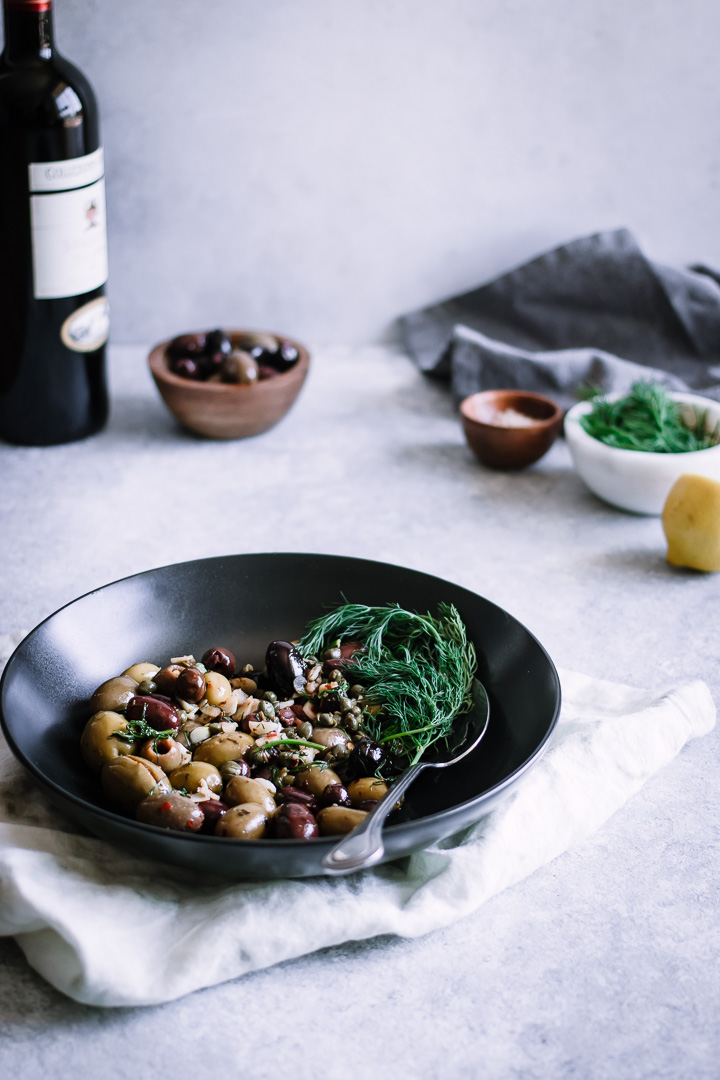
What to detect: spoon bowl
<box><xmin>322</xmin><ymin>679</ymin><xmax>491</xmax><ymax>874</ymax></box>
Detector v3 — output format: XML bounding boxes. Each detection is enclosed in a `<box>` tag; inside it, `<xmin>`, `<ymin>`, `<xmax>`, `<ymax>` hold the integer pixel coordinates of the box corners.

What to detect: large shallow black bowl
<box><xmin>0</xmin><ymin>553</ymin><xmax>561</xmax><ymax>879</ymax></box>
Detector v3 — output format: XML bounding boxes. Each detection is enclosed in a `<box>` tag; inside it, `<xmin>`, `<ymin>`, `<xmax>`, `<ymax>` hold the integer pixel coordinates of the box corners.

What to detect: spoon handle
<box><xmin>322</xmin><ymin>763</ymin><xmax>426</xmax><ymax>874</ymax></box>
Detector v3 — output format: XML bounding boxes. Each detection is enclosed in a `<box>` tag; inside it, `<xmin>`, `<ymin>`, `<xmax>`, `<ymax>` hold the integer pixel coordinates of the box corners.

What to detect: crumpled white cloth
<box><xmin>0</xmin><ymin>631</ymin><xmax>715</xmax><ymax>1008</ymax></box>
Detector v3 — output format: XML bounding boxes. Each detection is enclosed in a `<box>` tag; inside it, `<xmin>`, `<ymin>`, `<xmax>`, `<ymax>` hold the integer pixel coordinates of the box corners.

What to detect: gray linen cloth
<box><xmin>400</xmin><ymin>229</ymin><xmax>720</xmax><ymax>410</ymax></box>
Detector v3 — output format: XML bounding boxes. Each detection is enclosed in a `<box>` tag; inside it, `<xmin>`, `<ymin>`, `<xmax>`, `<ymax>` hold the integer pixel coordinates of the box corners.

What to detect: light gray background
<box><xmin>15</xmin><ymin>0</ymin><xmax>720</xmax><ymax>346</ymax></box>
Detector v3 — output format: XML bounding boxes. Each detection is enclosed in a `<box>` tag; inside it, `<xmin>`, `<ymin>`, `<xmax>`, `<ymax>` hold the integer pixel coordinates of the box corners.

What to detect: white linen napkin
<box><xmin>0</xmin><ymin>631</ymin><xmax>715</xmax><ymax>1008</ymax></box>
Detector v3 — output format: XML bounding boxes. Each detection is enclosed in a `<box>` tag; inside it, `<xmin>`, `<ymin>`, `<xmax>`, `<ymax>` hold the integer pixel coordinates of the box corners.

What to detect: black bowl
<box><xmin>0</xmin><ymin>553</ymin><xmax>561</xmax><ymax>879</ymax></box>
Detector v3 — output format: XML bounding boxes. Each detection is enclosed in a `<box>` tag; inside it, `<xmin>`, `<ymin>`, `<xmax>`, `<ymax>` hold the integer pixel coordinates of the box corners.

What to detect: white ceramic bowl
<box><xmin>564</xmin><ymin>391</ymin><xmax>720</xmax><ymax>515</ymax></box>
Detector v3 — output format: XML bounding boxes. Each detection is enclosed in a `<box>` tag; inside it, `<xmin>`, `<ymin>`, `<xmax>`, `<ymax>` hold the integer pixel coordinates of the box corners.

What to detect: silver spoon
<box><xmin>322</xmin><ymin>679</ymin><xmax>490</xmax><ymax>875</ymax></box>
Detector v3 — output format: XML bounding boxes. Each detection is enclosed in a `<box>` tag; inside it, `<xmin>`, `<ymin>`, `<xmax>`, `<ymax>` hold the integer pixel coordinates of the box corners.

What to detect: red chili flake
<box><xmin>160</xmin><ymin>801</ymin><xmax>172</xmax><ymax>812</ymax></box>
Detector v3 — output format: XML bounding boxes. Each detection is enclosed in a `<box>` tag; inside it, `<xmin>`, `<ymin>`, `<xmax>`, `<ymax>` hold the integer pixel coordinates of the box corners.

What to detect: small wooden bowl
<box><xmin>460</xmin><ymin>390</ymin><xmax>563</xmax><ymax>470</ymax></box>
<box><xmin>148</xmin><ymin>331</ymin><xmax>310</xmax><ymax>440</ymax></box>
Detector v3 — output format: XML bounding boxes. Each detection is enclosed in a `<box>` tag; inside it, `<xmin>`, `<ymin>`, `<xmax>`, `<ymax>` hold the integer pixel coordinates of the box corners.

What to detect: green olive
<box><xmin>192</xmin><ymin>732</ymin><xmax>254</xmax><ymax>766</ymax></box>
<box><xmin>89</xmin><ymin>676</ymin><xmax>138</xmax><ymax>714</ymax></box>
<box><xmin>224</xmin><ymin>775</ymin><xmax>276</xmax><ymax>814</ymax></box>
<box><xmin>136</xmin><ymin>791</ymin><xmax>204</xmax><ymax>832</ymax></box>
<box><xmin>235</xmin><ymin>677</ymin><xmax>257</xmax><ymax>694</ymax></box>
<box><xmin>101</xmin><ymin>755</ymin><xmax>170</xmax><ymax>812</ymax></box>
<box><xmin>347</xmin><ymin>777</ymin><xmax>390</xmax><ymax>807</ymax></box>
<box><xmin>122</xmin><ymin>662</ymin><xmax>160</xmax><ymax>683</ymax></box>
<box><xmin>294</xmin><ymin>765</ymin><xmax>341</xmax><ymax>796</ymax></box>
<box><xmin>215</xmin><ymin>803</ymin><xmax>268</xmax><ymax>839</ymax></box>
<box><xmin>317</xmin><ymin>806</ymin><xmax>369</xmax><ymax>836</ymax></box>
<box><xmin>169</xmin><ymin>761</ymin><xmax>222</xmax><ymax>794</ymax></box>
<box><xmin>81</xmin><ymin>710</ymin><xmax>135</xmax><ymax>772</ymax></box>
<box><xmin>205</xmin><ymin>670</ymin><xmax>232</xmax><ymax>706</ymax></box>
<box><xmin>138</xmin><ymin>736</ymin><xmax>189</xmax><ymax>773</ymax></box>
<box><xmin>310</xmin><ymin>726</ymin><xmax>352</xmax><ymax>751</ymax></box>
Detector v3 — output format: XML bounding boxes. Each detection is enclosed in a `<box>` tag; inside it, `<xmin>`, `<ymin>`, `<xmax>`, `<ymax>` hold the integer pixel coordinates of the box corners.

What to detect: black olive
<box><xmin>274</xmin><ymin>340</ymin><xmax>299</xmax><ymax>371</ymax></box>
<box><xmin>348</xmin><ymin>737</ymin><xmax>385</xmax><ymax>777</ymax></box>
<box><xmin>167</xmin><ymin>333</ymin><xmax>206</xmax><ymax>361</ymax></box>
<box><xmin>265</xmin><ymin>640</ymin><xmax>306</xmax><ymax>698</ymax></box>
<box><xmin>205</xmin><ymin>329</ymin><xmax>232</xmax><ymax>358</ymax></box>
<box><xmin>172</xmin><ymin>356</ymin><xmax>204</xmax><ymax>380</ymax></box>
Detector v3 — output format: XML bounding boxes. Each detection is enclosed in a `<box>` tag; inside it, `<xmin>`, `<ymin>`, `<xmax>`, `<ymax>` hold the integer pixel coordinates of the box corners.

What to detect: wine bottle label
<box><xmin>28</xmin><ymin>148</ymin><xmax>108</xmax><ymax>300</ymax></box>
<box><xmin>60</xmin><ymin>297</ymin><xmax>110</xmax><ymax>353</ymax></box>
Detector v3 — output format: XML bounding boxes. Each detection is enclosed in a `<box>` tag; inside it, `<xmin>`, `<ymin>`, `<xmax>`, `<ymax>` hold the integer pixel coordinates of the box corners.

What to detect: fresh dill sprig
<box><xmin>299</xmin><ymin>602</ymin><xmax>477</xmax><ymax>766</ymax></box>
<box><xmin>580</xmin><ymin>382</ymin><xmax>720</xmax><ymax>453</ymax></box>
<box><xmin>112</xmin><ymin>719</ymin><xmax>175</xmax><ymax>745</ymax></box>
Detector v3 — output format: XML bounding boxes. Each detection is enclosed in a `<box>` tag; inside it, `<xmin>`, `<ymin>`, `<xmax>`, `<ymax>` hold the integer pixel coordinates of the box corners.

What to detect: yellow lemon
<box><xmin>662</xmin><ymin>473</ymin><xmax>720</xmax><ymax>571</ymax></box>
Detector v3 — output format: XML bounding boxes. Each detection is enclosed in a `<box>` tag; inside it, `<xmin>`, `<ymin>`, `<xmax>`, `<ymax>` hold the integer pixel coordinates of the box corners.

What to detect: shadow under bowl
<box><xmin>148</xmin><ymin>331</ymin><xmax>310</xmax><ymax>439</ymax></box>
<box><xmin>460</xmin><ymin>390</ymin><xmax>564</xmax><ymax>470</ymax></box>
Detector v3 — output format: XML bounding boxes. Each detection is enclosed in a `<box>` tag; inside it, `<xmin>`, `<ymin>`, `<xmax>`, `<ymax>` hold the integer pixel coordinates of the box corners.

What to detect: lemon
<box><xmin>662</xmin><ymin>473</ymin><xmax>720</xmax><ymax>571</ymax></box>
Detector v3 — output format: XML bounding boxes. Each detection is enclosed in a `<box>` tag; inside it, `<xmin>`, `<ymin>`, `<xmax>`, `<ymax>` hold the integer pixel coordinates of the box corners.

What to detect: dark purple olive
<box><xmin>276</xmin><ymin>786</ymin><xmax>317</xmax><ymax>812</ymax></box>
<box><xmin>265</xmin><ymin>640</ymin><xmax>306</xmax><ymax>699</ymax></box>
<box><xmin>172</xmin><ymin>356</ymin><xmax>204</xmax><ymax>380</ymax></box>
<box><xmin>317</xmin><ymin>783</ymin><xmax>351</xmax><ymax>809</ymax></box>
<box><xmin>197</xmin><ymin>799</ymin><xmax>228</xmax><ymax>832</ymax></box>
<box><xmin>251</xmin><ymin>763</ymin><xmax>276</xmax><ymax>781</ymax></box>
<box><xmin>205</xmin><ymin>328</ymin><xmax>232</xmax><ymax>358</ymax></box>
<box><xmin>273</xmin><ymin>802</ymin><xmax>318</xmax><ymax>839</ymax></box>
<box><xmin>201</xmin><ymin>646</ymin><xmax>236</xmax><ymax>678</ymax></box>
<box><xmin>348</xmin><ymin>737</ymin><xmax>385</xmax><ymax>777</ymax></box>
<box><xmin>167</xmin><ymin>333</ymin><xmax>206</xmax><ymax>361</ymax></box>
<box><xmin>272</xmin><ymin>340</ymin><xmax>300</xmax><ymax>371</ymax></box>
<box><xmin>238</xmin><ymin>711</ymin><xmax>257</xmax><ymax>735</ymax></box>
<box><xmin>275</xmin><ymin>707</ymin><xmax>299</xmax><ymax>727</ymax></box>
<box><xmin>154</xmin><ymin>664</ymin><xmax>183</xmax><ymax>695</ymax></box>
<box><xmin>126</xmin><ymin>695</ymin><xmax>180</xmax><ymax>732</ymax></box>
<box><xmin>175</xmin><ymin>667</ymin><xmax>206</xmax><ymax>704</ymax></box>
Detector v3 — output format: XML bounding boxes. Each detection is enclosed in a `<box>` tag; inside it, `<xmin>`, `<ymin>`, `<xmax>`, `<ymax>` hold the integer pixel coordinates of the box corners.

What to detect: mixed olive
<box><xmin>167</xmin><ymin>329</ymin><xmax>300</xmax><ymax>385</ymax></box>
<box><xmin>81</xmin><ymin>640</ymin><xmax>398</xmax><ymax>840</ymax></box>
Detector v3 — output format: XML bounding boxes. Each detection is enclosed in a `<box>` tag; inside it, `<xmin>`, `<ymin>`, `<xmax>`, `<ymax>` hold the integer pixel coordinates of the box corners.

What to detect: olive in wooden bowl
<box><xmin>148</xmin><ymin>329</ymin><xmax>310</xmax><ymax>440</ymax></box>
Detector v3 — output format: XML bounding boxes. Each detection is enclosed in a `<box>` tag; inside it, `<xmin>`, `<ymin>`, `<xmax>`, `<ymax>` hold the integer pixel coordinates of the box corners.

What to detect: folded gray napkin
<box><xmin>400</xmin><ymin>229</ymin><xmax>720</xmax><ymax>409</ymax></box>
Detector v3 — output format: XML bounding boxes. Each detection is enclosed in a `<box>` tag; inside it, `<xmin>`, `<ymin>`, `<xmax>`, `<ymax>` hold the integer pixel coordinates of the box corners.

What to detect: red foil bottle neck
<box><xmin>4</xmin><ymin>2</ymin><xmax>52</xmax><ymax>11</ymax></box>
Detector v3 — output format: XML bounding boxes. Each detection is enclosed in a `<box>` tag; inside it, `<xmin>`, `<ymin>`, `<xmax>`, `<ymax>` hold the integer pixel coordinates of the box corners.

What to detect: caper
<box><xmin>351</xmin><ymin>705</ymin><xmax>363</xmax><ymax>716</ymax></box>
<box><xmin>350</xmin><ymin>685</ymin><xmax>365</xmax><ymax>698</ymax></box>
<box><xmin>137</xmin><ymin>678</ymin><xmax>158</xmax><ymax>695</ymax></box>
<box><xmin>344</xmin><ymin>713</ymin><xmax>360</xmax><ymax>733</ymax></box>
<box><xmin>263</xmin><ymin>691</ymin><xmax>278</xmax><ymax>704</ymax></box>
<box><xmin>317</xmin><ymin>712</ymin><xmax>336</xmax><ymax>727</ymax></box>
<box><xmin>323</xmin><ymin>647</ymin><xmax>342</xmax><ymax>660</ymax></box>
<box><xmin>339</xmin><ymin>696</ymin><xmax>353</xmax><ymax>712</ymax></box>
<box><xmin>329</xmin><ymin>669</ymin><xmax>344</xmax><ymax>683</ymax></box>
<box><xmin>220</xmin><ymin>759</ymin><xmax>250</xmax><ymax>782</ymax></box>
<box><xmin>260</xmin><ymin>700</ymin><xmax>276</xmax><ymax>719</ymax></box>
<box><xmin>298</xmin><ymin>721</ymin><xmax>313</xmax><ymax>740</ymax></box>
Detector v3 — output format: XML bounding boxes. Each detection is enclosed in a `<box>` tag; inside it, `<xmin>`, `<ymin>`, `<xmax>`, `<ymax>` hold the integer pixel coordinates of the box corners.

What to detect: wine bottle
<box><xmin>0</xmin><ymin>0</ymin><xmax>109</xmax><ymax>446</ymax></box>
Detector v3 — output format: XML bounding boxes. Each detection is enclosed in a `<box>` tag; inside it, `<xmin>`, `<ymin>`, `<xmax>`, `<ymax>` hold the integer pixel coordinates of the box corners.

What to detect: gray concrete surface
<box><xmin>0</xmin><ymin>345</ymin><xmax>718</xmax><ymax>1078</ymax></box>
